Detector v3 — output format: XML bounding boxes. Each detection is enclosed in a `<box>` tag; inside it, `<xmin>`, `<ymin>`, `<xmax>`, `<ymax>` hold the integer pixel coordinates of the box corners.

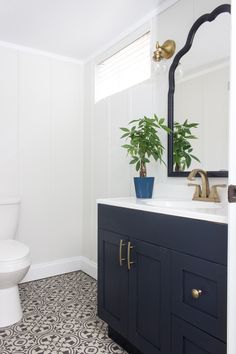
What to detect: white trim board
<box><xmin>0</xmin><ymin>40</ymin><xmax>83</xmax><ymax>65</ymax></box>
<box><xmin>21</xmin><ymin>256</ymin><xmax>97</xmax><ymax>283</ymax></box>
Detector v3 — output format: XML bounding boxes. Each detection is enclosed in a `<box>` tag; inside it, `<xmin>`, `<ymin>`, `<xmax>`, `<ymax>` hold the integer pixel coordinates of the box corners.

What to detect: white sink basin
<box><xmin>145</xmin><ymin>200</ymin><xmax>225</xmax><ymax>209</ymax></box>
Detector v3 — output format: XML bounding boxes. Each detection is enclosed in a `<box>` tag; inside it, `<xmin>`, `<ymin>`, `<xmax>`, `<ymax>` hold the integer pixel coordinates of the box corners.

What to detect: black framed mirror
<box><xmin>168</xmin><ymin>4</ymin><xmax>231</xmax><ymax>177</ymax></box>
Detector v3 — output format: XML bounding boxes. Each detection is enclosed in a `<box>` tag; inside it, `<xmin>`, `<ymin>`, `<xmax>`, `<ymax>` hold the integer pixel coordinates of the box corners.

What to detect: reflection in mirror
<box><xmin>168</xmin><ymin>4</ymin><xmax>231</xmax><ymax>177</ymax></box>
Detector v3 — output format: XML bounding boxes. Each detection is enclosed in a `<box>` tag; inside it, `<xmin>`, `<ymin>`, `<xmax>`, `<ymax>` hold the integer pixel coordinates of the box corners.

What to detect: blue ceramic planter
<box><xmin>134</xmin><ymin>177</ymin><xmax>155</xmax><ymax>199</ymax></box>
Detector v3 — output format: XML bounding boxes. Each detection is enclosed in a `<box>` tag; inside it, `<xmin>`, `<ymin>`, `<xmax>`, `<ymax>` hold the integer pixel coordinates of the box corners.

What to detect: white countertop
<box><xmin>97</xmin><ymin>197</ymin><xmax>228</xmax><ymax>224</ymax></box>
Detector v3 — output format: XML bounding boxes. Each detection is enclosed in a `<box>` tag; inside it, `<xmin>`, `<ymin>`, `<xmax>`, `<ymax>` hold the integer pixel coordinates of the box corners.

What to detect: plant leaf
<box><xmin>120</xmin><ymin>127</ymin><xmax>130</xmax><ymax>132</ymax></box>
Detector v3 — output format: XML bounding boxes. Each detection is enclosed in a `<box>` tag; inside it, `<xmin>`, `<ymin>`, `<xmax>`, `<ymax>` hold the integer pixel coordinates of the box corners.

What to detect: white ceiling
<box><xmin>0</xmin><ymin>0</ymin><xmax>173</xmax><ymax>61</ymax></box>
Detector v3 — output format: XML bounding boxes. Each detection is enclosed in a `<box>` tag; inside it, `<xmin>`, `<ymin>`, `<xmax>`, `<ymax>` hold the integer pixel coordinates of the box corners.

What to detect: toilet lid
<box><xmin>0</xmin><ymin>240</ymin><xmax>30</xmax><ymax>261</ymax></box>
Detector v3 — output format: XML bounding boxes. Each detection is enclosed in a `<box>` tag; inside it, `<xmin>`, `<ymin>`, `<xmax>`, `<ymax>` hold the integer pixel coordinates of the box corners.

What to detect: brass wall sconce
<box><xmin>153</xmin><ymin>40</ymin><xmax>176</xmax><ymax>62</ymax></box>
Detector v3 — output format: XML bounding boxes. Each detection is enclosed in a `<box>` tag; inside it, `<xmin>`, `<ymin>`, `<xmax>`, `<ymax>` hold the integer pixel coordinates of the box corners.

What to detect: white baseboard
<box><xmin>22</xmin><ymin>256</ymin><xmax>97</xmax><ymax>283</ymax></box>
<box><xmin>79</xmin><ymin>257</ymin><xmax>97</xmax><ymax>280</ymax></box>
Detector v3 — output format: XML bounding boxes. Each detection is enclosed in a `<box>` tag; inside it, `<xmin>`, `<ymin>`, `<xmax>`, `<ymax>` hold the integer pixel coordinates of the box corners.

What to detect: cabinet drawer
<box><xmin>172</xmin><ymin>252</ymin><xmax>227</xmax><ymax>341</ymax></box>
<box><xmin>172</xmin><ymin>316</ymin><xmax>226</xmax><ymax>354</ymax></box>
<box><xmin>98</xmin><ymin>204</ymin><xmax>227</xmax><ymax>265</ymax></box>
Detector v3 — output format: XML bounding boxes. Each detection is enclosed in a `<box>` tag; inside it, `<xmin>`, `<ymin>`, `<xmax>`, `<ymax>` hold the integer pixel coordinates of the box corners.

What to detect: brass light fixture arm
<box><xmin>153</xmin><ymin>40</ymin><xmax>176</xmax><ymax>62</ymax></box>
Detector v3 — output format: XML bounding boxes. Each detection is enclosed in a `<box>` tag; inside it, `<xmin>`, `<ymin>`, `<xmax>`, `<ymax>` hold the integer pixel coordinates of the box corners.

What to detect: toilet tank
<box><xmin>0</xmin><ymin>199</ymin><xmax>20</xmax><ymax>240</ymax></box>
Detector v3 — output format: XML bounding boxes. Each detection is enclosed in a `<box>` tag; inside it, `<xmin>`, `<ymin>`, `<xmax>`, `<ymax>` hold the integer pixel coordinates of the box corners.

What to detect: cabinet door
<box><xmin>98</xmin><ymin>229</ymin><xmax>129</xmax><ymax>337</ymax></box>
<box><xmin>172</xmin><ymin>316</ymin><xmax>226</xmax><ymax>354</ymax></box>
<box><xmin>128</xmin><ymin>240</ymin><xmax>171</xmax><ymax>354</ymax></box>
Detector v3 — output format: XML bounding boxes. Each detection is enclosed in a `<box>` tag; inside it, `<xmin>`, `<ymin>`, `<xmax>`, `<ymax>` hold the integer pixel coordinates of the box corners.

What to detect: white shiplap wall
<box><xmin>0</xmin><ymin>44</ymin><xmax>84</xmax><ymax>264</ymax></box>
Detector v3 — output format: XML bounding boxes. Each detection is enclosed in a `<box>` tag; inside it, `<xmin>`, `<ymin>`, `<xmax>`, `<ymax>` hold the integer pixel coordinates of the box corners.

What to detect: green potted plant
<box><xmin>173</xmin><ymin>119</ymin><xmax>200</xmax><ymax>172</ymax></box>
<box><xmin>120</xmin><ymin>114</ymin><xmax>170</xmax><ymax>198</ymax></box>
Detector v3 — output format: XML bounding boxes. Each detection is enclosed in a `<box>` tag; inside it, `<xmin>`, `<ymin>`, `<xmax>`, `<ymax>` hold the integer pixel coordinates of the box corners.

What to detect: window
<box><xmin>95</xmin><ymin>32</ymin><xmax>151</xmax><ymax>102</ymax></box>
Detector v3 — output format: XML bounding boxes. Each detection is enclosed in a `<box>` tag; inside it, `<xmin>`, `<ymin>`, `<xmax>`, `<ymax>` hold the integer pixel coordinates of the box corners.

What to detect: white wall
<box><xmin>83</xmin><ymin>0</ymin><xmax>230</xmax><ymax>262</ymax></box>
<box><xmin>0</xmin><ymin>44</ymin><xmax>84</xmax><ymax>264</ymax></box>
<box><xmin>0</xmin><ymin>46</ymin><xmax>18</xmax><ymax>197</ymax></box>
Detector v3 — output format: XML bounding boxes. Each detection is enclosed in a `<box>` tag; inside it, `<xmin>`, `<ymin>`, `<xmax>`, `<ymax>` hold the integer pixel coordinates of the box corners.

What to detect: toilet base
<box><xmin>0</xmin><ymin>286</ymin><xmax>23</xmax><ymax>327</ymax></box>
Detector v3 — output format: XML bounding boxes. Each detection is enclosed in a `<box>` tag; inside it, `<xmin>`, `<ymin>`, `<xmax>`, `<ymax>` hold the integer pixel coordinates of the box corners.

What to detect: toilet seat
<box><xmin>0</xmin><ymin>240</ymin><xmax>31</xmax><ymax>272</ymax></box>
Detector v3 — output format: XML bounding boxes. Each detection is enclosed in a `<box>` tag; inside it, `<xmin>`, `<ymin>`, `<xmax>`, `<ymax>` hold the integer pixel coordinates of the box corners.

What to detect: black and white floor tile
<box><xmin>0</xmin><ymin>271</ymin><xmax>128</xmax><ymax>354</ymax></box>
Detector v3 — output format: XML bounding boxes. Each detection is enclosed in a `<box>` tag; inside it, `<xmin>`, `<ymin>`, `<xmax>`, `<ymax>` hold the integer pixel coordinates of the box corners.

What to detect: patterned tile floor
<box><xmin>0</xmin><ymin>271</ymin><xmax>127</xmax><ymax>354</ymax></box>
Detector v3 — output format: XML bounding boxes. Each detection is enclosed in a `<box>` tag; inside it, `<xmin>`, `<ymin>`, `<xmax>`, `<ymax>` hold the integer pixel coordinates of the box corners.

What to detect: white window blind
<box><xmin>95</xmin><ymin>32</ymin><xmax>151</xmax><ymax>102</ymax></box>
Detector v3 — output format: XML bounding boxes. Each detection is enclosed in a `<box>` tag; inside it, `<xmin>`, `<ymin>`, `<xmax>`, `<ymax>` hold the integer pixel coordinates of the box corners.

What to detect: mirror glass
<box><xmin>169</xmin><ymin>9</ymin><xmax>230</xmax><ymax>175</ymax></box>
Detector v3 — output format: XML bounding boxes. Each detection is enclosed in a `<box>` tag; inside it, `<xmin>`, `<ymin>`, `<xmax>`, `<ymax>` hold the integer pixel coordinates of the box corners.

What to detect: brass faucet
<box><xmin>187</xmin><ymin>169</ymin><xmax>226</xmax><ymax>202</ymax></box>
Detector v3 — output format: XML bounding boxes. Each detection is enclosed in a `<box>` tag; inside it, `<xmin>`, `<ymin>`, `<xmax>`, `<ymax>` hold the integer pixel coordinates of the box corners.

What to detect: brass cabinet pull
<box><xmin>191</xmin><ymin>289</ymin><xmax>202</xmax><ymax>299</ymax></box>
<box><xmin>127</xmin><ymin>241</ymin><xmax>135</xmax><ymax>270</ymax></box>
<box><xmin>119</xmin><ymin>240</ymin><xmax>126</xmax><ymax>266</ymax></box>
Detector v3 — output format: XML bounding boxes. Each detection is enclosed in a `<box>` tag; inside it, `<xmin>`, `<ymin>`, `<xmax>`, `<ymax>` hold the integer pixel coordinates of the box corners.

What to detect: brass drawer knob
<box><xmin>191</xmin><ymin>289</ymin><xmax>202</xmax><ymax>299</ymax></box>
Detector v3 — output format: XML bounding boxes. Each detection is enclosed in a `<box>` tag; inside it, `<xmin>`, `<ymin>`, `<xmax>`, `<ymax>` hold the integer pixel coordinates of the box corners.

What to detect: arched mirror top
<box><xmin>168</xmin><ymin>4</ymin><xmax>231</xmax><ymax>177</ymax></box>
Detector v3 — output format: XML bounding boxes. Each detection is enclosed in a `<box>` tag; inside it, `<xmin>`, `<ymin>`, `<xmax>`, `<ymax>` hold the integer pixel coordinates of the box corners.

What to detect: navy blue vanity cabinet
<box><xmin>128</xmin><ymin>240</ymin><xmax>171</xmax><ymax>354</ymax></box>
<box><xmin>97</xmin><ymin>229</ymin><xmax>129</xmax><ymax>337</ymax></box>
<box><xmin>97</xmin><ymin>204</ymin><xmax>227</xmax><ymax>354</ymax></box>
<box><xmin>98</xmin><ymin>230</ymin><xmax>170</xmax><ymax>354</ymax></box>
<box><xmin>172</xmin><ymin>316</ymin><xmax>226</xmax><ymax>354</ymax></box>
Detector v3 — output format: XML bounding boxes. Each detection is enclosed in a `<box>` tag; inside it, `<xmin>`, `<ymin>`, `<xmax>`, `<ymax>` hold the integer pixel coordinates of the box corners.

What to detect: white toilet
<box><xmin>0</xmin><ymin>199</ymin><xmax>31</xmax><ymax>327</ymax></box>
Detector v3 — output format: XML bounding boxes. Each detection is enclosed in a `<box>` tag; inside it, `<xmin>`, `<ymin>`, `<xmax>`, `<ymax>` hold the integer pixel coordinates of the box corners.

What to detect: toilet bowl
<box><xmin>0</xmin><ymin>199</ymin><xmax>31</xmax><ymax>327</ymax></box>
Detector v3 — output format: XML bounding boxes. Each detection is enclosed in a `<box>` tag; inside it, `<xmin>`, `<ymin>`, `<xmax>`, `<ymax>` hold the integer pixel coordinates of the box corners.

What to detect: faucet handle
<box><xmin>209</xmin><ymin>184</ymin><xmax>227</xmax><ymax>202</ymax></box>
<box><xmin>188</xmin><ymin>183</ymin><xmax>202</xmax><ymax>199</ymax></box>
<box><xmin>211</xmin><ymin>184</ymin><xmax>227</xmax><ymax>188</ymax></box>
